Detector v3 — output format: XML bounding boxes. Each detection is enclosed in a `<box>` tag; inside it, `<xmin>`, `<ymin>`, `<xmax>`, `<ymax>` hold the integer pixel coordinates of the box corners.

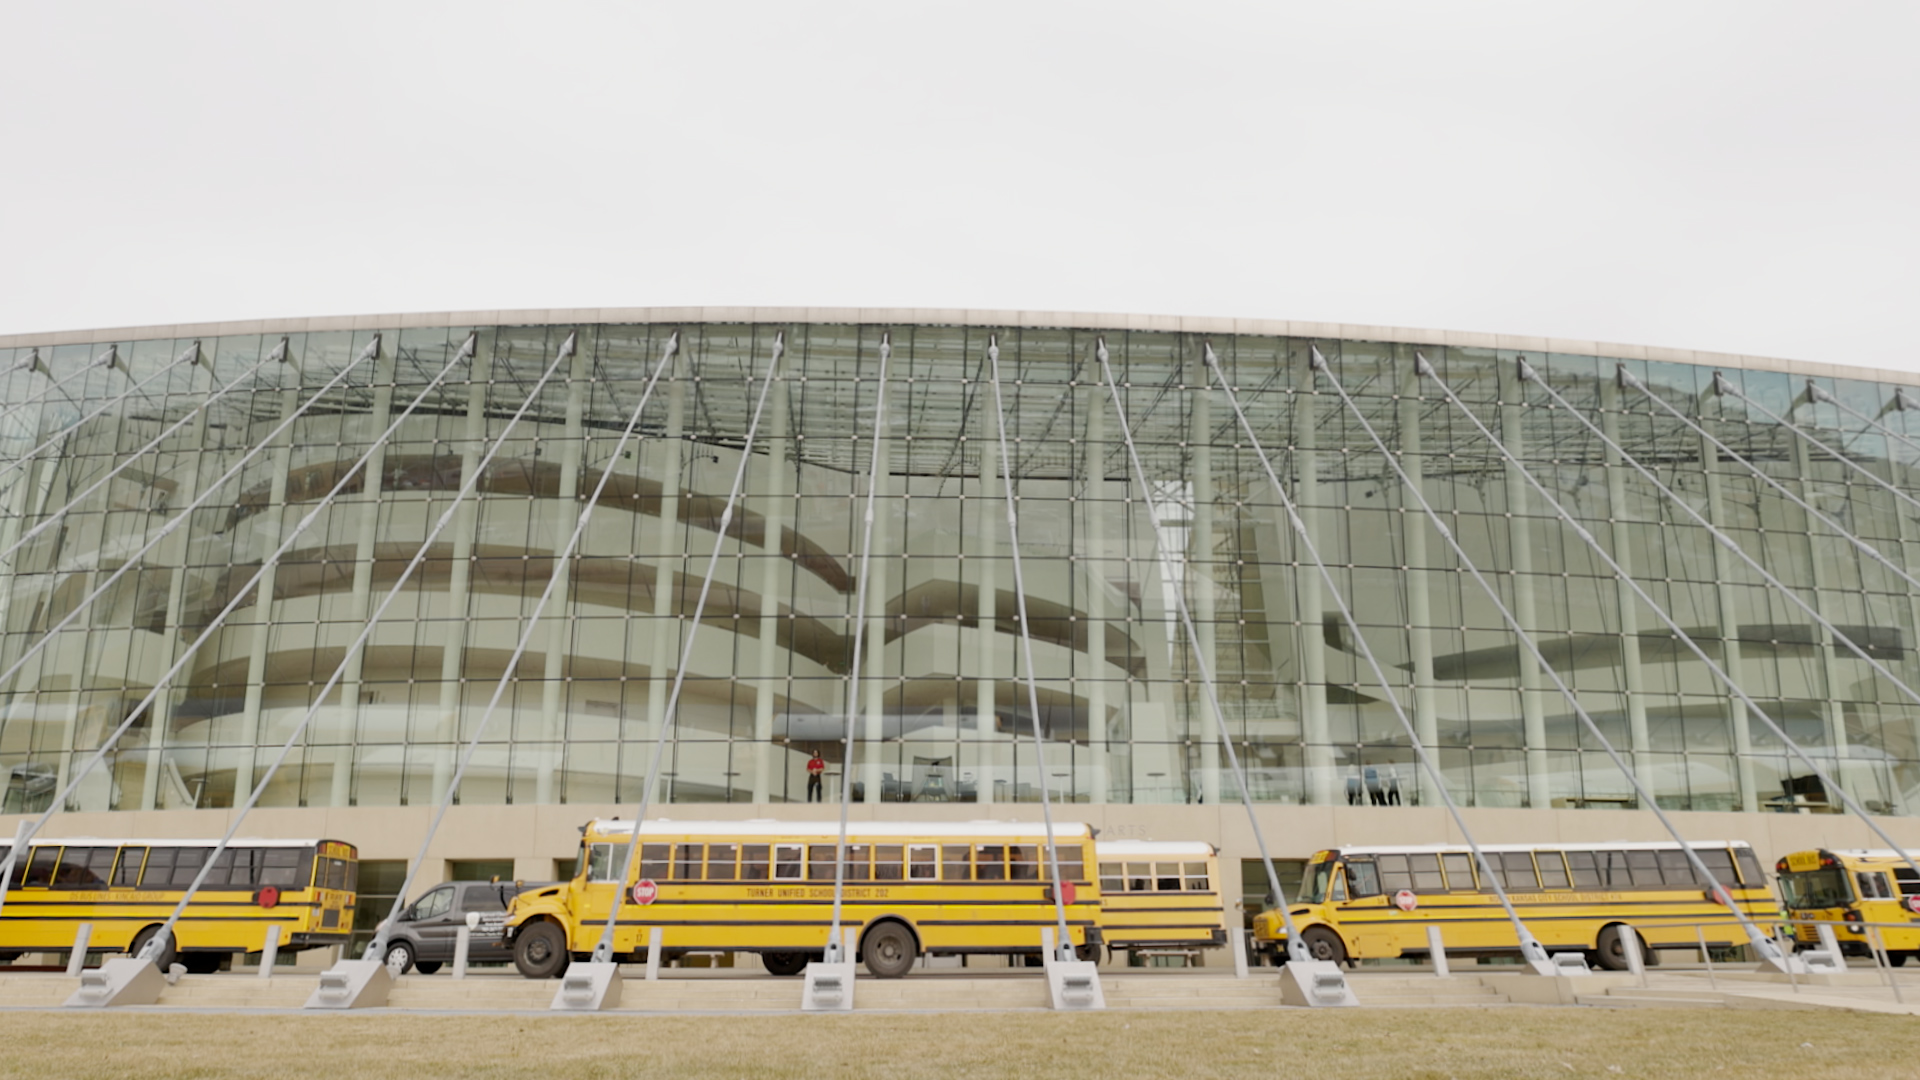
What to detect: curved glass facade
<box><xmin>3</xmin><ymin>318</ymin><xmax>1918</xmax><ymax>820</ymax></box>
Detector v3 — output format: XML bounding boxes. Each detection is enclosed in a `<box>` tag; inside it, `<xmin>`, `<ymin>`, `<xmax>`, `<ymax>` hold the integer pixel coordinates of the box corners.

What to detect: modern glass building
<box><xmin>3</xmin><ymin>308</ymin><xmax>1918</xmax><ymax>899</ymax></box>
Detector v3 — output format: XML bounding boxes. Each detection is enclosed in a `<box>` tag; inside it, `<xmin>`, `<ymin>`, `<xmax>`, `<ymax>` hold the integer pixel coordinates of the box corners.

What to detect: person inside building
<box><xmin>806</xmin><ymin>750</ymin><xmax>826</xmax><ymax>802</ymax></box>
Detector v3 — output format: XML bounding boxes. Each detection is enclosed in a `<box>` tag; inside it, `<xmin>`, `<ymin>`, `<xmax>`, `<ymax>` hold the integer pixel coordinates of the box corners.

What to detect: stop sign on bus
<box><xmin>632</xmin><ymin>879</ymin><xmax>658</xmax><ymax>906</ymax></box>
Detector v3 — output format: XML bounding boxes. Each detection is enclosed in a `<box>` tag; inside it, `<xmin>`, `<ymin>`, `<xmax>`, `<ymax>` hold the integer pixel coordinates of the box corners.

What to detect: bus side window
<box><xmin>1565</xmin><ymin>851</ymin><xmax>1601</xmax><ymax>889</ymax></box>
<box><xmin>876</xmin><ymin>845</ymin><xmax>906</xmax><ymax>881</ymax></box>
<box><xmin>1053</xmin><ymin>845</ymin><xmax>1086</xmax><ymax>884</ymax></box>
<box><xmin>113</xmin><ymin>847</ymin><xmax>147</xmax><ymax>888</ymax></box>
<box><xmin>22</xmin><ymin>847</ymin><xmax>58</xmax><ymax>888</ymax></box>
<box><xmin>807</xmin><ymin>845</ymin><xmax>838</xmax><ymax>882</ymax></box>
<box><xmin>1697</xmin><ymin>849</ymin><xmax>1736</xmax><ymax>889</ymax></box>
<box><xmin>1501</xmin><ymin>852</ymin><xmax>1538</xmax><ymax>891</ymax></box>
<box><xmin>1329</xmin><ymin>870</ymin><xmax>1349</xmax><ymax>903</ymax></box>
<box><xmin>1185</xmin><ymin>862</ymin><xmax>1210</xmax><ymax>892</ymax></box>
<box><xmin>1377</xmin><ymin>854</ymin><xmax>1412</xmax><ymax>895</ymax></box>
<box><xmin>1735</xmin><ymin>848</ymin><xmax>1766</xmax><ymax>887</ymax></box>
<box><xmin>773</xmin><ymin>844</ymin><xmax>803</xmax><ymax>881</ymax></box>
<box><xmin>1409</xmin><ymin>854</ymin><xmax>1444</xmax><ymax>892</ymax></box>
<box><xmin>1344</xmin><ymin>859</ymin><xmax>1381</xmax><ymax>898</ymax></box>
<box><xmin>1858</xmin><ymin>872</ymin><xmax>1893</xmax><ymax>900</ymax></box>
<box><xmin>639</xmin><ymin>844</ymin><xmax>670</xmax><ymax>883</ymax></box>
<box><xmin>976</xmin><ymin>846</ymin><xmax>1006</xmax><ymax>882</ymax></box>
<box><xmin>1601</xmin><ymin>851</ymin><xmax>1632</xmax><ymax>889</ymax></box>
<box><xmin>1536</xmin><ymin>852</ymin><xmax>1570</xmax><ymax>889</ymax></box>
<box><xmin>1656</xmin><ymin>850</ymin><xmax>1694</xmax><ymax>885</ymax></box>
<box><xmin>1625</xmin><ymin>850</ymin><xmax>1662</xmax><ymax>888</ymax></box>
<box><xmin>844</xmin><ymin>845</ymin><xmax>872</xmax><ymax>883</ymax></box>
<box><xmin>1441</xmin><ymin>853</ymin><xmax>1476</xmax><ymax>890</ymax></box>
<box><xmin>1099</xmin><ymin>862</ymin><xmax>1124</xmax><ymax>894</ymax></box>
<box><xmin>139</xmin><ymin>848</ymin><xmax>177</xmax><ymax>889</ymax></box>
<box><xmin>1125</xmin><ymin>862</ymin><xmax>1151</xmax><ymax>892</ymax></box>
<box><xmin>1154</xmin><ymin>862</ymin><xmax>1181</xmax><ymax>891</ymax></box>
<box><xmin>902</xmin><ymin>845</ymin><xmax>931</xmax><ymax>881</ymax></box>
<box><xmin>675</xmin><ymin>844</ymin><xmax>704</xmax><ymax>881</ymax></box>
<box><xmin>587</xmin><ymin>843</ymin><xmax>630</xmax><ymax>883</ymax></box>
<box><xmin>53</xmin><ymin>847</ymin><xmax>105</xmax><ymax>888</ymax></box>
<box><xmin>941</xmin><ymin>845</ymin><xmax>971</xmax><ymax>881</ymax></box>
<box><xmin>172</xmin><ymin>848</ymin><xmax>211</xmax><ymax>889</ymax></box>
<box><xmin>740</xmin><ymin>844</ymin><xmax>770</xmax><ymax>881</ymax></box>
<box><xmin>708</xmin><ymin>844</ymin><xmax>738</xmax><ymax>881</ymax></box>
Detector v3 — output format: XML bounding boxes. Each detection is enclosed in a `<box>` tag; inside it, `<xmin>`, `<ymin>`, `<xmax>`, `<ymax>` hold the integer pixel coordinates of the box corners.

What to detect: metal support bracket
<box><xmin>551</xmin><ymin>960</ymin><xmax>624</xmax><ymax>1011</ymax></box>
<box><xmin>1279</xmin><ymin>960</ymin><xmax>1358</xmax><ymax>1007</ymax></box>
<box><xmin>304</xmin><ymin>957</ymin><xmax>393</xmax><ymax>1009</ymax></box>
<box><xmin>64</xmin><ymin>957</ymin><xmax>166</xmax><ymax>1008</ymax></box>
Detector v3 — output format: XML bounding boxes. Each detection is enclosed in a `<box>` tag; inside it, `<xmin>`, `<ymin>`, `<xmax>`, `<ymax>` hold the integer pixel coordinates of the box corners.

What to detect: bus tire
<box><xmin>129</xmin><ymin>926</ymin><xmax>176</xmax><ymax>969</ymax></box>
<box><xmin>762</xmin><ymin>951</ymin><xmax>812</xmax><ymax>977</ymax></box>
<box><xmin>513</xmin><ymin>921</ymin><xmax>568</xmax><ymax>979</ymax></box>
<box><xmin>860</xmin><ymin>921</ymin><xmax>917</xmax><ymax>979</ymax></box>
<box><xmin>1890</xmin><ymin>952</ymin><xmax>1909</xmax><ymax>968</ymax></box>
<box><xmin>181</xmin><ymin>953</ymin><xmax>224</xmax><ymax>975</ymax></box>
<box><xmin>1594</xmin><ymin>924</ymin><xmax>1645</xmax><ymax>971</ymax></box>
<box><xmin>1076</xmin><ymin>942</ymin><xmax>1102</xmax><ymax>963</ymax></box>
<box><xmin>1300</xmin><ymin>926</ymin><xmax>1346</xmax><ymax>965</ymax></box>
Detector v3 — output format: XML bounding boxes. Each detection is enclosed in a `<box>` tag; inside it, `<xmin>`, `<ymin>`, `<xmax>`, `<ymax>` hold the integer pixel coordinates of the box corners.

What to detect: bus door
<box><xmin>1851</xmin><ymin>868</ymin><xmax>1920</xmax><ymax>951</ymax></box>
<box><xmin>1333</xmin><ymin>857</ymin><xmax>1394</xmax><ymax>957</ymax></box>
<box><xmin>574</xmin><ymin>840</ymin><xmax>632</xmax><ymax>950</ymax></box>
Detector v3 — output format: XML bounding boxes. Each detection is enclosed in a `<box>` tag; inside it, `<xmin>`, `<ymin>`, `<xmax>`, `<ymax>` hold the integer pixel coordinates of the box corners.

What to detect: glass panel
<box><xmin>1408</xmin><ymin>854</ymin><xmax>1444</xmax><ymax>892</ymax></box>
<box><xmin>941</xmin><ymin>845</ymin><xmax>970</xmax><ymax>881</ymax></box>
<box><xmin>1536</xmin><ymin>852</ymin><xmax>1570</xmax><ymax>889</ymax></box>
<box><xmin>1441</xmin><ymin>853</ymin><xmax>1476</xmax><ymax>890</ymax></box>
<box><xmin>707</xmin><ymin>844</ymin><xmax>737</xmax><ymax>881</ymax></box>
<box><xmin>740</xmin><ymin>844</ymin><xmax>770</xmax><ymax>881</ymax></box>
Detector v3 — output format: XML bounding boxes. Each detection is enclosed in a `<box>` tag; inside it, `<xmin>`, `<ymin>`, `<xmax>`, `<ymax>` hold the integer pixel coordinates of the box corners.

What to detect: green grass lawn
<box><xmin>0</xmin><ymin>1008</ymin><xmax>1914</xmax><ymax>1079</ymax></box>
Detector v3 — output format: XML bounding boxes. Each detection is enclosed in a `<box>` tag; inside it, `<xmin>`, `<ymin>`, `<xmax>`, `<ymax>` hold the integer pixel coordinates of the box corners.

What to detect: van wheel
<box><xmin>1300</xmin><ymin>927</ymin><xmax>1346</xmax><ymax>965</ymax></box>
<box><xmin>513</xmin><ymin>922</ymin><xmax>567</xmax><ymax>979</ymax></box>
<box><xmin>385</xmin><ymin>941</ymin><xmax>416</xmax><ymax>976</ymax></box>
<box><xmin>414</xmin><ymin>961</ymin><xmax>443</xmax><ymax>975</ymax></box>
<box><xmin>861</xmin><ymin>922</ymin><xmax>916</xmax><ymax>979</ymax></box>
<box><xmin>129</xmin><ymin>926</ymin><xmax>176</xmax><ymax>969</ymax></box>
<box><xmin>762</xmin><ymin>951</ymin><xmax>811</xmax><ymax>977</ymax></box>
<box><xmin>1595</xmin><ymin>925</ymin><xmax>1645</xmax><ymax>971</ymax></box>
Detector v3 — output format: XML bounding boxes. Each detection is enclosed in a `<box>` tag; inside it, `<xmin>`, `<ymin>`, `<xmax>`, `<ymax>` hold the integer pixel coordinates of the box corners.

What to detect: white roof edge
<box><xmin>0</xmin><ymin>307</ymin><xmax>1905</xmax><ymax>388</ymax></box>
<box><xmin>585</xmin><ymin>819</ymin><xmax>1094</xmax><ymax>839</ymax></box>
<box><xmin>1332</xmin><ymin>840</ymin><xmax>1755</xmax><ymax>855</ymax></box>
<box><xmin>1</xmin><ymin>837</ymin><xmax>335</xmax><ymax>848</ymax></box>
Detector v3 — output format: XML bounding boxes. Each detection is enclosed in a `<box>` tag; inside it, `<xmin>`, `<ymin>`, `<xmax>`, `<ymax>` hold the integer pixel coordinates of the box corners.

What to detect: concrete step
<box><xmin>1576</xmin><ymin>994</ymin><xmax>1729</xmax><ymax>1008</ymax></box>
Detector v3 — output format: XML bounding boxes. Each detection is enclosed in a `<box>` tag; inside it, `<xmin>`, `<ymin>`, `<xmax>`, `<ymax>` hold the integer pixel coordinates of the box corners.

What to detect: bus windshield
<box><xmin>1779</xmin><ymin>868</ymin><xmax>1851</xmax><ymax>910</ymax></box>
<box><xmin>1302</xmin><ymin>862</ymin><xmax>1333</xmax><ymax>904</ymax></box>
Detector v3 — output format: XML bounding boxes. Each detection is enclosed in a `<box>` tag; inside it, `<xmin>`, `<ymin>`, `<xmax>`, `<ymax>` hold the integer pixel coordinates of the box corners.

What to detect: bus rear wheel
<box><xmin>513</xmin><ymin>922</ymin><xmax>568</xmax><ymax>979</ymax></box>
<box><xmin>1300</xmin><ymin>927</ymin><xmax>1347</xmax><ymax>966</ymax></box>
<box><xmin>180</xmin><ymin>953</ymin><xmax>224</xmax><ymax>975</ymax></box>
<box><xmin>861</xmin><ymin>922</ymin><xmax>916</xmax><ymax>978</ymax></box>
<box><xmin>1594</xmin><ymin>925</ymin><xmax>1646</xmax><ymax>971</ymax></box>
<box><xmin>762</xmin><ymin>951</ymin><xmax>812</xmax><ymax>977</ymax></box>
<box><xmin>129</xmin><ymin>926</ymin><xmax>176</xmax><ymax>969</ymax></box>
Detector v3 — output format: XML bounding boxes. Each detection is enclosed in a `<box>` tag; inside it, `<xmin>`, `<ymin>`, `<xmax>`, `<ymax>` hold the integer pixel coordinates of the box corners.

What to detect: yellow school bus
<box><xmin>0</xmin><ymin>836</ymin><xmax>358</xmax><ymax>972</ymax></box>
<box><xmin>505</xmin><ymin>820</ymin><xmax>1101</xmax><ymax>978</ymax></box>
<box><xmin>1251</xmin><ymin>841</ymin><xmax>1774</xmax><ymax>969</ymax></box>
<box><xmin>1094</xmin><ymin>840</ymin><xmax>1227</xmax><ymax>958</ymax></box>
<box><xmin>1776</xmin><ymin>849</ymin><xmax>1920</xmax><ymax>964</ymax></box>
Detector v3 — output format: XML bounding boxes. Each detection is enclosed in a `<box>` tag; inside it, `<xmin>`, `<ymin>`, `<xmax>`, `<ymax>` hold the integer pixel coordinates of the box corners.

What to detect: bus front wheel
<box><xmin>860</xmin><ymin>922</ymin><xmax>916</xmax><ymax>978</ymax></box>
<box><xmin>1890</xmin><ymin>952</ymin><xmax>1909</xmax><ymax>968</ymax></box>
<box><xmin>1594</xmin><ymin>925</ymin><xmax>1646</xmax><ymax>971</ymax></box>
<box><xmin>129</xmin><ymin>926</ymin><xmax>176</xmax><ymax>969</ymax></box>
<box><xmin>762</xmin><ymin>951</ymin><xmax>812</xmax><ymax>977</ymax></box>
<box><xmin>513</xmin><ymin>922</ymin><xmax>568</xmax><ymax>979</ymax></box>
<box><xmin>1300</xmin><ymin>927</ymin><xmax>1347</xmax><ymax>965</ymax></box>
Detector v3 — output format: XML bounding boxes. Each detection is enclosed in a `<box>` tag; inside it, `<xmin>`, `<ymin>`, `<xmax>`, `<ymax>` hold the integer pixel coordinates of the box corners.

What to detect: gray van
<box><xmin>381</xmin><ymin>880</ymin><xmax>550</xmax><ymax>975</ymax></box>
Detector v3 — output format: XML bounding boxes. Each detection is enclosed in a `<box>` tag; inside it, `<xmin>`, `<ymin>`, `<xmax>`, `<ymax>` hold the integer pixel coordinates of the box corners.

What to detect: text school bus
<box><xmin>1776</xmin><ymin>849</ymin><xmax>1920</xmax><ymax>964</ymax></box>
<box><xmin>1094</xmin><ymin>840</ymin><xmax>1228</xmax><ymax>959</ymax></box>
<box><xmin>1252</xmin><ymin>841</ymin><xmax>1774</xmax><ymax>969</ymax></box>
<box><xmin>1</xmin><ymin>837</ymin><xmax>358</xmax><ymax>971</ymax></box>
<box><xmin>504</xmin><ymin>820</ymin><xmax>1101</xmax><ymax>978</ymax></box>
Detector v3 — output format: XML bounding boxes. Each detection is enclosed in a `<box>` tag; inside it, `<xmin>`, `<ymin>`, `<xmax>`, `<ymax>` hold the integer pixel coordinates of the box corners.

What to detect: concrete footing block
<box><xmin>1043</xmin><ymin>957</ymin><xmax>1106</xmax><ymax>1010</ymax></box>
<box><xmin>1280</xmin><ymin>960</ymin><xmax>1358</xmax><ymax>1007</ymax></box>
<box><xmin>551</xmin><ymin>961</ymin><xmax>624</xmax><ymax>1011</ymax></box>
<box><xmin>305</xmin><ymin>958</ymin><xmax>393</xmax><ymax>1009</ymax></box>
<box><xmin>801</xmin><ymin>961</ymin><xmax>856</xmax><ymax>1011</ymax></box>
<box><xmin>64</xmin><ymin>957</ymin><xmax>165</xmax><ymax>1008</ymax></box>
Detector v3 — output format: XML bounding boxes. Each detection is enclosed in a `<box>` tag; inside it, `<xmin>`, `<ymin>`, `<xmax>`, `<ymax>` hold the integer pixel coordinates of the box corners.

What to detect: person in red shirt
<box><xmin>806</xmin><ymin>751</ymin><xmax>826</xmax><ymax>802</ymax></box>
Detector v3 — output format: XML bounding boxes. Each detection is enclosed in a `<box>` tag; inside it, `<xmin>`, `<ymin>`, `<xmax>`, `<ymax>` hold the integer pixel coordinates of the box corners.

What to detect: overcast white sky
<box><xmin>1</xmin><ymin>1</ymin><xmax>1915</xmax><ymax>370</ymax></box>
